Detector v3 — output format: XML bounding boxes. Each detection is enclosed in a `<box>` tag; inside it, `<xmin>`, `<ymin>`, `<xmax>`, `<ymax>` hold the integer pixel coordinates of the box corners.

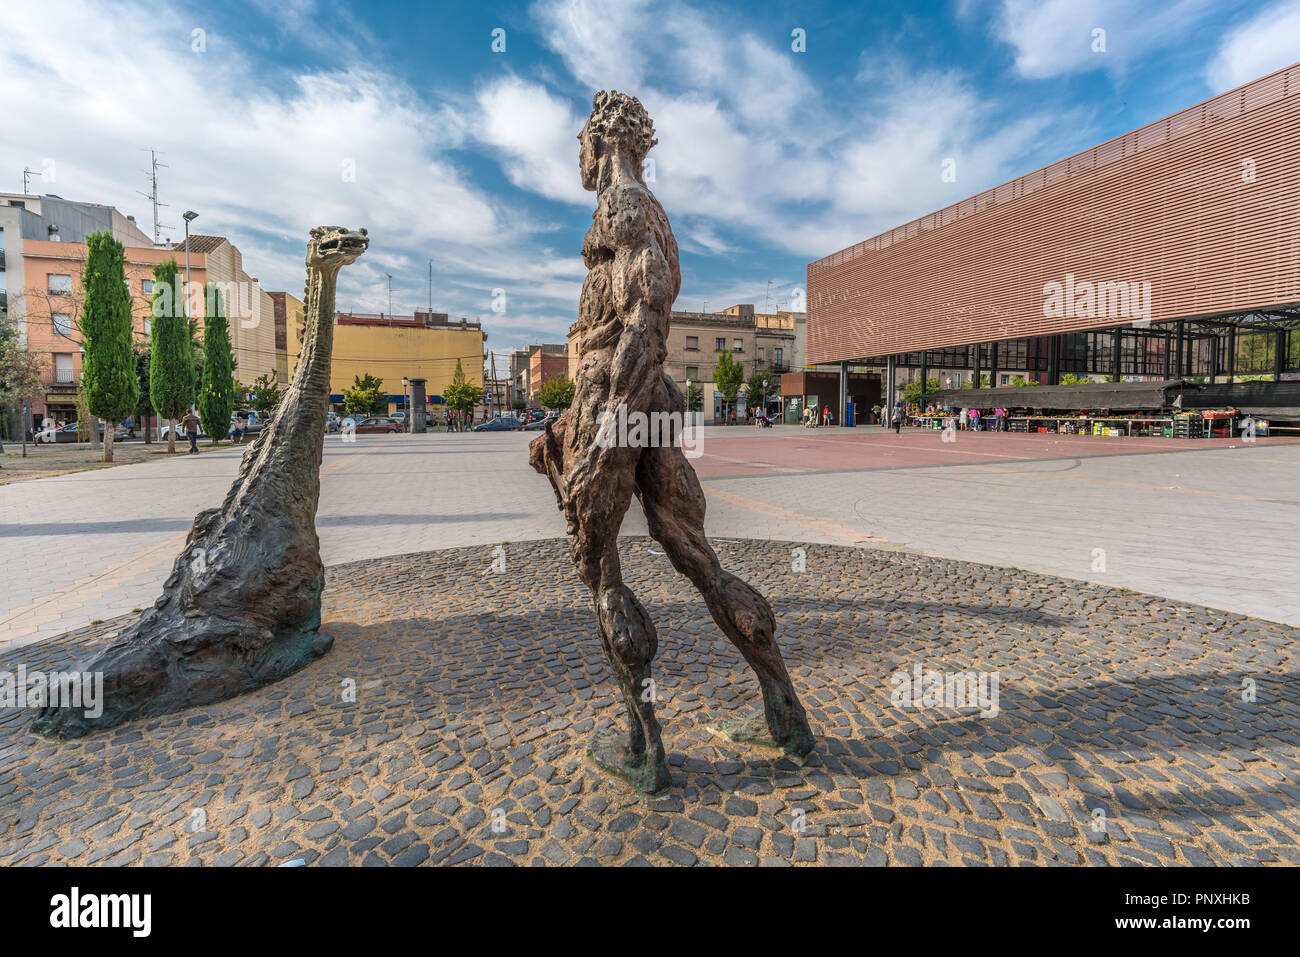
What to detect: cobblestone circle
<box><xmin>2</xmin><ymin>537</ymin><xmax>1298</xmax><ymax>866</ymax></box>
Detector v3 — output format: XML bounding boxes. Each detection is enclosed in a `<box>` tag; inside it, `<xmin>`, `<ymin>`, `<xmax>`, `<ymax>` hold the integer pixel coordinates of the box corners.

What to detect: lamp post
<box><xmin>181</xmin><ymin>210</ymin><xmax>199</xmax><ymax>440</ymax></box>
<box><xmin>402</xmin><ymin>377</ymin><xmax>411</xmax><ymax>431</ymax></box>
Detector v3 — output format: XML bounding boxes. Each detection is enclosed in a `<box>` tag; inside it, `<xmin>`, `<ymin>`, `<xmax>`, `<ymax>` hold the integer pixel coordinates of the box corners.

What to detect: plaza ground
<box><xmin>2</xmin><ymin>425</ymin><xmax>1298</xmax><ymax>649</ymax></box>
<box><xmin>2</xmin><ymin>426</ymin><xmax>1298</xmax><ymax>867</ymax></box>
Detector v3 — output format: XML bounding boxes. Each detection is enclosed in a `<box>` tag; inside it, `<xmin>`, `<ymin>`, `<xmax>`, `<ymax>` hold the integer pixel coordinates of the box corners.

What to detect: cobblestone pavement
<box><xmin>2</xmin><ymin>538</ymin><xmax>1297</xmax><ymax>866</ymax></box>
<box><xmin>4</xmin><ymin>428</ymin><xmax>1299</xmax><ymax>648</ymax></box>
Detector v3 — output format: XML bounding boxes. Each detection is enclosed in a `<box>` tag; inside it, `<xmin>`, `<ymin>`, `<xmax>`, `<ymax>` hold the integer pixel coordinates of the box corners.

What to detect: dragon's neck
<box><xmin>294</xmin><ymin>262</ymin><xmax>337</xmax><ymax>401</ymax></box>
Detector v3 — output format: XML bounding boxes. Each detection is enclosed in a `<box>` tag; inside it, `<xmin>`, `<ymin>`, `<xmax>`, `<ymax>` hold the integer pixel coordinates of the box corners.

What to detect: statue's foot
<box><xmin>586</xmin><ymin>726</ymin><xmax>671</xmax><ymax>795</ymax></box>
<box><xmin>710</xmin><ymin>708</ymin><xmax>816</xmax><ymax>762</ymax></box>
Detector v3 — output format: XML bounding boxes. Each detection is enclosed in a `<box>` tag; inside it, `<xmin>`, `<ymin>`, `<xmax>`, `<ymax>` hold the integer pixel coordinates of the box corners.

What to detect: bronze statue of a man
<box><xmin>530</xmin><ymin>90</ymin><xmax>814</xmax><ymax>793</ymax></box>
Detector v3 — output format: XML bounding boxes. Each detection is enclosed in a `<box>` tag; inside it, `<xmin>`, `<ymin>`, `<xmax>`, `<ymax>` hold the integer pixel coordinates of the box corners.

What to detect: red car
<box><xmin>350</xmin><ymin>416</ymin><xmax>401</xmax><ymax>434</ymax></box>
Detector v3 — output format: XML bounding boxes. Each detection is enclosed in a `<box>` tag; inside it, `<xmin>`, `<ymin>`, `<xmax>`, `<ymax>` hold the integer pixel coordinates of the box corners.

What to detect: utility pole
<box><xmin>137</xmin><ymin>149</ymin><xmax>171</xmax><ymax>245</ymax></box>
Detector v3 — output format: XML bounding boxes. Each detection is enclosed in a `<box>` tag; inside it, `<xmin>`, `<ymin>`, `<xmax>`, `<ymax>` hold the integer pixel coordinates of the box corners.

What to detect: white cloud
<box><xmin>1206</xmin><ymin>0</ymin><xmax>1300</xmax><ymax>92</ymax></box>
<box><xmin>995</xmin><ymin>0</ymin><xmax>1216</xmax><ymax>79</ymax></box>
<box><xmin>474</xmin><ymin>77</ymin><xmax>588</xmax><ymax>206</ymax></box>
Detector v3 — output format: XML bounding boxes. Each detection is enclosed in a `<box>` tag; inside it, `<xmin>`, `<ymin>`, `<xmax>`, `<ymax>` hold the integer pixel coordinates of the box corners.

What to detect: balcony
<box><xmin>0</xmin><ymin>248</ymin><xmax>6</xmax><ymax>269</ymax></box>
<box><xmin>757</xmin><ymin>358</ymin><xmax>790</xmax><ymax>373</ymax></box>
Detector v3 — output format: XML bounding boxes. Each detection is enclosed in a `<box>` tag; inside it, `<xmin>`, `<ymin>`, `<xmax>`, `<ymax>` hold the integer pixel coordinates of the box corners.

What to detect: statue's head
<box><xmin>578</xmin><ymin>90</ymin><xmax>656</xmax><ymax>190</ymax></box>
<box><xmin>306</xmin><ymin>226</ymin><xmax>369</xmax><ymax>269</ymax></box>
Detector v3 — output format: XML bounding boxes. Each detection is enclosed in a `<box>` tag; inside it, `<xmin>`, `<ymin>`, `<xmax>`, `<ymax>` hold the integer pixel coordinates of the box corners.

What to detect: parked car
<box><xmin>390</xmin><ymin>411</ymin><xmax>407</xmax><ymax>424</ymax></box>
<box><xmin>473</xmin><ymin>415</ymin><xmax>519</xmax><ymax>432</ymax></box>
<box><xmin>229</xmin><ymin>410</ymin><xmax>268</xmax><ymax>438</ymax></box>
<box><xmin>159</xmin><ymin>422</ymin><xmax>208</xmax><ymax>440</ymax></box>
<box><xmin>520</xmin><ymin>412</ymin><xmax>562</xmax><ymax>431</ymax></box>
<box><xmin>351</xmin><ymin>416</ymin><xmax>402</xmax><ymax>434</ymax></box>
<box><xmin>34</xmin><ymin>422</ymin><xmax>127</xmax><ymax>443</ymax></box>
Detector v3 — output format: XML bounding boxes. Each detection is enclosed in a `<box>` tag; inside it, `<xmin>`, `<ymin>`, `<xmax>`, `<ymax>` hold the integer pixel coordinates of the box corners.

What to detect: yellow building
<box><xmin>283</xmin><ymin>309</ymin><xmax>486</xmax><ymax>414</ymax></box>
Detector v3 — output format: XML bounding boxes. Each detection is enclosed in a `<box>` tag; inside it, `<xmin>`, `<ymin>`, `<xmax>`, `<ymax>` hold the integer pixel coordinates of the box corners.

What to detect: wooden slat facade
<box><xmin>807</xmin><ymin>63</ymin><xmax>1300</xmax><ymax>364</ymax></box>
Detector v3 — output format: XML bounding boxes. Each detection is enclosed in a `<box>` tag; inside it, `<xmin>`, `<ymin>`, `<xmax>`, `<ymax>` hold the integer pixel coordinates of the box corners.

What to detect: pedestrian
<box><xmin>181</xmin><ymin>409</ymin><xmax>200</xmax><ymax>454</ymax></box>
<box><xmin>958</xmin><ymin>407</ymin><xmax>968</xmax><ymax>431</ymax></box>
<box><xmin>970</xmin><ymin>407</ymin><xmax>981</xmax><ymax>432</ymax></box>
<box><xmin>892</xmin><ymin>404</ymin><xmax>903</xmax><ymax>434</ymax></box>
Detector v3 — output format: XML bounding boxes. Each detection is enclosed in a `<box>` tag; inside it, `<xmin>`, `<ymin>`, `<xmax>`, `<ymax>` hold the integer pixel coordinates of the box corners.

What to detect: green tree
<box><xmin>1059</xmin><ymin>373</ymin><xmax>1091</xmax><ymax>385</ymax></box>
<box><xmin>247</xmin><ymin>372</ymin><xmax>282</xmax><ymax>416</ymax></box>
<box><xmin>712</xmin><ymin>351</ymin><xmax>744</xmax><ymax>423</ymax></box>
<box><xmin>961</xmin><ymin>373</ymin><xmax>991</xmax><ymax>389</ymax></box>
<box><xmin>80</xmin><ymin>232</ymin><xmax>139</xmax><ymax>462</ymax></box>
<box><xmin>903</xmin><ymin>377</ymin><xmax>940</xmax><ymax>405</ymax></box>
<box><xmin>511</xmin><ymin>397</ymin><xmax>526</xmax><ymax>411</ymax></box>
<box><xmin>148</xmin><ymin>259</ymin><xmax>194</xmax><ymax>453</ymax></box>
<box><xmin>537</xmin><ymin>374</ymin><xmax>575</xmax><ymax>410</ymax></box>
<box><xmin>198</xmin><ymin>284</ymin><xmax>236</xmax><ymax>443</ymax></box>
<box><xmin>0</xmin><ymin>314</ymin><xmax>45</xmax><ymax>454</ymax></box>
<box><xmin>343</xmin><ymin>373</ymin><xmax>385</xmax><ymax>415</ymax></box>
<box><xmin>1009</xmin><ymin>375</ymin><xmax>1040</xmax><ymax>387</ymax></box>
<box><xmin>442</xmin><ymin>360</ymin><xmax>483</xmax><ymax>422</ymax></box>
<box><xmin>684</xmin><ymin>383</ymin><xmax>703</xmax><ymax>413</ymax></box>
<box><xmin>744</xmin><ymin>370</ymin><xmax>772</xmax><ymax>414</ymax></box>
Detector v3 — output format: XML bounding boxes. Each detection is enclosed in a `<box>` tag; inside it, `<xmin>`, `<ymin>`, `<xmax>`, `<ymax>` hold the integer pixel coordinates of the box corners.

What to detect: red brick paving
<box><xmin>691</xmin><ymin>427</ymin><xmax>1300</xmax><ymax>479</ymax></box>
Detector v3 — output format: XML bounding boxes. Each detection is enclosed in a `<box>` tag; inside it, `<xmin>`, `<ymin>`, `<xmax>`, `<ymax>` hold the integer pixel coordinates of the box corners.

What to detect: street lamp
<box><xmin>182</xmin><ymin>210</ymin><xmax>199</xmax><ymax>323</ymax></box>
<box><xmin>401</xmin><ymin>377</ymin><xmax>410</xmax><ymax>431</ymax></box>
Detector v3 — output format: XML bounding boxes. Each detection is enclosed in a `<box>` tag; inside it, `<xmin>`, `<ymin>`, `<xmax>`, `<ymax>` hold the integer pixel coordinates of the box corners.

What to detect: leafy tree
<box><xmin>537</xmin><ymin>374</ymin><xmax>575</xmax><ymax>410</ymax></box>
<box><xmin>744</xmin><ymin>370</ymin><xmax>772</xmax><ymax>413</ymax></box>
<box><xmin>1059</xmin><ymin>373</ymin><xmax>1091</xmax><ymax>385</ymax></box>
<box><xmin>902</xmin><ymin>377</ymin><xmax>940</xmax><ymax>405</ymax></box>
<box><xmin>149</xmin><ymin>259</ymin><xmax>194</xmax><ymax>453</ymax></box>
<box><xmin>74</xmin><ymin>384</ymin><xmax>92</xmax><ymax>441</ymax></box>
<box><xmin>961</xmin><ymin>373</ymin><xmax>991</xmax><ymax>389</ymax></box>
<box><xmin>511</xmin><ymin>398</ymin><xmax>527</xmax><ymax>411</ymax></box>
<box><xmin>343</xmin><ymin>373</ymin><xmax>386</xmax><ymax>415</ymax></box>
<box><xmin>442</xmin><ymin>360</ymin><xmax>483</xmax><ymax>420</ymax></box>
<box><xmin>1009</xmin><ymin>375</ymin><xmax>1040</xmax><ymax>387</ymax></box>
<box><xmin>684</xmin><ymin>383</ymin><xmax>703</xmax><ymax>413</ymax></box>
<box><xmin>247</xmin><ymin>372</ymin><xmax>282</xmax><ymax>416</ymax></box>
<box><xmin>712</xmin><ymin>351</ymin><xmax>744</xmax><ymax>423</ymax></box>
<box><xmin>0</xmin><ymin>314</ymin><xmax>45</xmax><ymax>454</ymax></box>
<box><xmin>198</xmin><ymin>284</ymin><xmax>236</xmax><ymax>443</ymax></box>
<box><xmin>80</xmin><ymin>232</ymin><xmax>138</xmax><ymax>462</ymax></box>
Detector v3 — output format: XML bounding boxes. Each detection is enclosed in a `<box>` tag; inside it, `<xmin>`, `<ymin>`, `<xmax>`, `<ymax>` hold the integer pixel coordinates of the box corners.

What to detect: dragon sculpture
<box><xmin>33</xmin><ymin>226</ymin><xmax>368</xmax><ymax>737</ymax></box>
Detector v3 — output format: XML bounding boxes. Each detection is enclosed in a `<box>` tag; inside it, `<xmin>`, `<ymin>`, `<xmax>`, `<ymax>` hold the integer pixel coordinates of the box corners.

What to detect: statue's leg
<box><xmin>569</xmin><ymin>449</ymin><xmax>671</xmax><ymax>794</ymax></box>
<box><xmin>635</xmin><ymin>417</ymin><xmax>815</xmax><ymax>758</ymax></box>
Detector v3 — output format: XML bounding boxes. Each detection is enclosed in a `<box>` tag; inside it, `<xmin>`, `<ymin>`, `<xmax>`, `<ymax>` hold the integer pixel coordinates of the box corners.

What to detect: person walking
<box><xmin>181</xmin><ymin>409</ymin><xmax>200</xmax><ymax>455</ymax></box>
<box><xmin>959</xmin><ymin>407</ymin><xmax>968</xmax><ymax>431</ymax></box>
<box><xmin>970</xmin><ymin>407</ymin><xmax>981</xmax><ymax>432</ymax></box>
<box><xmin>892</xmin><ymin>403</ymin><xmax>903</xmax><ymax>434</ymax></box>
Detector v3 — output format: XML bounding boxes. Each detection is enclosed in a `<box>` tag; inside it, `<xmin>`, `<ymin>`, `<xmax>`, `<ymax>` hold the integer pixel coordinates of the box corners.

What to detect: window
<box><xmin>685</xmin><ymin>335</ymin><xmax>698</xmax><ymax>350</ymax></box>
<box><xmin>999</xmin><ymin>374</ymin><xmax>1010</xmax><ymax>386</ymax></box>
<box><xmin>952</xmin><ymin>373</ymin><xmax>962</xmax><ymax>388</ymax></box>
<box><xmin>53</xmin><ymin>313</ymin><xmax>72</xmax><ymax>336</ymax></box>
<box><xmin>685</xmin><ymin>365</ymin><xmax>698</xmax><ymax>380</ymax></box>
<box><xmin>142</xmin><ymin>279</ymin><xmax>154</xmax><ymax>295</ymax></box>
<box><xmin>48</xmin><ymin>274</ymin><xmax>72</xmax><ymax>296</ymax></box>
<box><xmin>733</xmin><ymin>339</ymin><xmax>743</xmax><ymax>352</ymax></box>
<box><xmin>143</xmin><ymin>318</ymin><xmax>151</xmax><ymax>336</ymax></box>
<box><xmin>54</xmin><ymin>353</ymin><xmax>74</xmax><ymax>384</ymax></box>
<box><xmin>774</xmin><ymin>347</ymin><xmax>783</xmax><ymax>365</ymax></box>
<box><xmin>715</xmin><ymin>337</ymin><xmax>725</xmax><ymax>352</ymax></box>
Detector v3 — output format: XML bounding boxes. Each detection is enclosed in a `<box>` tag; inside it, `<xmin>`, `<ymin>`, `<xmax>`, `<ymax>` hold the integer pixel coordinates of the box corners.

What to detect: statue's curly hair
<box><xmin>584</xmin><ymin>90</ymin><xmax>657</xmax><ymax>159</ymax></box>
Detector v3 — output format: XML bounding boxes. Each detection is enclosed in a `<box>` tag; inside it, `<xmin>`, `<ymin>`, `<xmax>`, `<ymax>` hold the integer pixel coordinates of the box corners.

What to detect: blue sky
<box><xmin>3</xmin><ymin>0</ymin><xmax>1299</xmax><ymax>375</ymax></box>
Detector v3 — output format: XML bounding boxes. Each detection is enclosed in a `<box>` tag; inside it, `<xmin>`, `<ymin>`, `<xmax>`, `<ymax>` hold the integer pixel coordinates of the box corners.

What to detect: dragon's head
<box><xmin>306</xmin><ymin>226</ymin><xmax>369</xmax><ymax>269</ymax></box>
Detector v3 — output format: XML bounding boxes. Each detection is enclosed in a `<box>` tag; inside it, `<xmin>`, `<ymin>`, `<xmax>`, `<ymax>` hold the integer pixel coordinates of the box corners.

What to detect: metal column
<box><xmin>839</xmin><ymin>361</ymin><xmax>849</xmax><ymax>426</ymax></box>
<box><xmin>1112</xmin><ymin>328</ymin><xmax>1123</xmax><ymax>382</ymax></box>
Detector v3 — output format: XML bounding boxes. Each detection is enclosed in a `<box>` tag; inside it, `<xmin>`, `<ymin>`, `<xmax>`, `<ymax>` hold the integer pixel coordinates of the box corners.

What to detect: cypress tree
<box><xmin>80</xmin><ymin>232</ymin><xmax>138</xmax><ymax>462</ymax></box>
<box><xmin>199</xmin><ymin>284</ymin><xmax>236</xmax><ymax>444</ymax></box>
<box><xmin>149</xmin><ymin>259</ymin><xmax>193</xmax><ymax>453</ymax></box>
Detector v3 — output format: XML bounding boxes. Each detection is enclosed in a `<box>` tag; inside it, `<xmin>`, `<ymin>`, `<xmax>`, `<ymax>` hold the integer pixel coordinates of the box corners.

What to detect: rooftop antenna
<box><xmin>22</xmin><ymin>167</ymin><xmax>35</xmax><ymax>196</ymax></box>
<box><xmin>764</xmin><ymin>279</ymin><xmax>773</xmax><ymax>315</ymax></box>
<box><xmin>136</xmin><ymin>149</ymin><xmax>172</xmax><ymax>244</ymax></box>
<box><xmin>385</xmin><ymin>273</ymin><xmax>393</xmax><ymax>317</ymax></box>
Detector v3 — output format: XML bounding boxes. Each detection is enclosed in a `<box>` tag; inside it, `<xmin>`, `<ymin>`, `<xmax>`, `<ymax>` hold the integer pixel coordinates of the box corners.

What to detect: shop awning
<box><xmin>925</xmin><ymin>380</ymin><xmax>1183</xmax><ymax>411</ymax></box>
